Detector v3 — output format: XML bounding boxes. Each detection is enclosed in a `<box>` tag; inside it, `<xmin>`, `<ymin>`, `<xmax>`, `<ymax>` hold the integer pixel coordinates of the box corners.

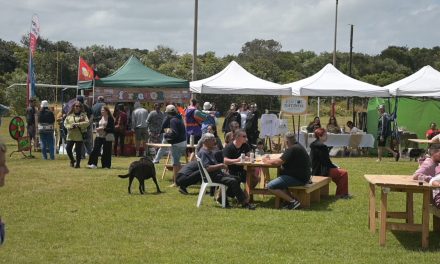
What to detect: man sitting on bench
<box><xmin>262</xmin><ymin>131</ymin><xmax>311</xmax><ymax>210</ymax></box>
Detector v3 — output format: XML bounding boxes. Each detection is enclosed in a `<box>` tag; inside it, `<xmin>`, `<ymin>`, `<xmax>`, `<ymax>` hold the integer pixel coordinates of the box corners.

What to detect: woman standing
<box><xmin>64</xmin><ymin>102</ymin><xmax>89</xmax><ymax>168</ymax></box>
<box><xmin>310</xmin><ymin>128</ymin><xmax>352</xmax><ymax>199</ymax></box>
<box><xmin>113</xmin><ymin>104</ymin><xmax>127</xmax><ymax>156</ymax></box>
<box><xmin>88</xmin><ymin>106</ymin><xmax>114</xmax><ymax>169</ymax></box>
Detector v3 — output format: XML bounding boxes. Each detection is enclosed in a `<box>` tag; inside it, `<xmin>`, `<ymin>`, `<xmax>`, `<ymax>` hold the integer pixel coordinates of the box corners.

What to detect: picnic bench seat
<box><xmin>274</xmin><ymin>176</ymin><xmax>331</xmax><ymax>208</ymax></box>
<box><xmin>429</xmin><ymin>204</ymin><xmax>440</xmax><ymax>232</ymax></box>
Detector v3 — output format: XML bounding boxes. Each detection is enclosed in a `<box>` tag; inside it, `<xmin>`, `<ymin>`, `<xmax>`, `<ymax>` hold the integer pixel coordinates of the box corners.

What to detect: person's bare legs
<box><xmin>171</xmin><ymin>165</ymin><xmax>181</xmax><ymax>187</ymax></box>
<box><xmin>268</xmin><ymin>189</ymin><xmax>295</xmax><ymax>202</ymax></box>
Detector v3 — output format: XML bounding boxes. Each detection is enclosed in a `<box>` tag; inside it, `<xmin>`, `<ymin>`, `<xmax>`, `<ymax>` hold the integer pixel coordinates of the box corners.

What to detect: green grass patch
<box><xmin>0</xmin><ymin>117</ymin><xmax>439</xmax><ymax>263</ymax></box>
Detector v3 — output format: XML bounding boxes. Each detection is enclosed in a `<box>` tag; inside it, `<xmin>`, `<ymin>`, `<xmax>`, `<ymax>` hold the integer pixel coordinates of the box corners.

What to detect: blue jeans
<box><xmin>267</xmin><ymin>175</ymin><xmax>306</xmax><ymax>190</ymax></box>
<box><xmin>171</xmin><ymin>141</ymin><xmax>187</xmax><ymax>166</ymax></box>
<box><xmin>40</xmin><ymin>132</ymin><xmax>55</xmax><ymax>160</ymax></box>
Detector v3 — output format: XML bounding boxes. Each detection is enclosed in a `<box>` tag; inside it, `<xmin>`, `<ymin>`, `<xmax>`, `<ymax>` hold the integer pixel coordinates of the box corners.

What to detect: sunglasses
<box><xmin>74</xmin><ymin>105</ymin><xmax>81</xmax><ymax>108</ymax></box>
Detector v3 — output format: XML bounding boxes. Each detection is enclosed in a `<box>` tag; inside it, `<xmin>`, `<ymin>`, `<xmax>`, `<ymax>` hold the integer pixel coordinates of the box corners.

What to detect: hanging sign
<box><xmin>281</xmin><ymin>96</ymin><xmax>308</xmax><ymax>114</ymax></box>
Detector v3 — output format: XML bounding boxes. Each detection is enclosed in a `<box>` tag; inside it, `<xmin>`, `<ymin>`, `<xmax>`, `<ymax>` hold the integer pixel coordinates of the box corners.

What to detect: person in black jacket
<box><xmin>38</xmin><ymin>100</ymin><xmax>55</xmax><ymax>160</ymax></box>
<box><xmin>222</xmin><ymin>103</ymin><xmax>241</xmax><ymax>136</ymax></box>
<box><xmin>245</xmin><ymin>103</ymin><xmax>260</xmax><ymax>146</ymax></box>
<box><xmin>163</xmin><ymin>104</ymin><xmax>187</xmax><ymax>187</ymax></box>
<box><xmin>87</xmin><ymin>106</ymin><xmax>114</xmax><ymax>169</ymax></box>
<box><xmin>310</xmin><ymin>128</ymin><xmax>352</xmax><ymax>199</ymax></box>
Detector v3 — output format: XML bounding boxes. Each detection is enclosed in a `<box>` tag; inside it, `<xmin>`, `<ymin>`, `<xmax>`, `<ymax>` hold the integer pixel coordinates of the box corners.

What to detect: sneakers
<box><xmin>283</xmin><ymin>199</ymin><xmax>301</xmax><ymax>210</ymax></box>
<box><xmin>152</xmin><ymin>160</ymin><xmax>160</xmax><ymax>164</ymax></box>
<box><xmin>88</xmin><ymin>164</ymin><xmax>97</xmax><ymax>169</ymax></box>
<box><xmin>337</xmin><ymin>194</ymin><xmax>354</xmax><ymax>200</ymax></box>
<box><xmin>168</xmin><ymin>183</ymin><xmax>177</xmax><ymax>187</ymax></box>
<box><xmin>242</xmin><ymin>203</ymin><xmax>256</xmax><ymax>210</ymax></box>
<box><xmin>178</xmin><ymin>187</ymin><xmax>189</xmax><ymax>195</ymax></box>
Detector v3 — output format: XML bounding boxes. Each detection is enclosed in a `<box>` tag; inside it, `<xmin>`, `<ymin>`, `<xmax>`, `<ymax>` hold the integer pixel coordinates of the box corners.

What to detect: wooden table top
<box><xmin>408</xmin><ymin>139</ymin><xmax>433</xmax><ymax>144</ymax></box>
<box><xmin>364</xmin><ymin>174</ymin><xmax>434</xmax><ymax>190</ymax></box>
<box><xmin>233</xmin><ymin>153</ymin><xmax>282</xmax><ymax>167</ymax></box>
<box><xmin>146</xmin><ymin>143</ymin><xmax>196</xmax><ymax>148</ymax></box>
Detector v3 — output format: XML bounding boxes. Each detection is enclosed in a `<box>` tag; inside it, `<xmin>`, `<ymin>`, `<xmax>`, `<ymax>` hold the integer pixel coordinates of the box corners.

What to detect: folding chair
<box><xmin>195</xmin><ymin>155</ymin><xmax>227</xmax><ymax>208</ymax></box>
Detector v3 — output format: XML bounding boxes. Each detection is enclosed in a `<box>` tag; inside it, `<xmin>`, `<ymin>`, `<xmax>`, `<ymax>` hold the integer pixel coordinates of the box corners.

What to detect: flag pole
<box><xmin>92</xmin><ymin>52</ymin><xmax>96</xmax><ymax>105</ymax></box>
<box><xmin>76</xmin><ymin>55</ymin><xmax>80</xmax><ymax>97</ymax></box>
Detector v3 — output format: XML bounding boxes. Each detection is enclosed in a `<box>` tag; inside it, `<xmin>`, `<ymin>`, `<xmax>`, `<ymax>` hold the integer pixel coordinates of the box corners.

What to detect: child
<box><xmin>255</xmin><ymin>138</ymin><xmax>265</xmax><ymax>156</ymax></box>
<box><xmin>429</xmin><ymin>175</ymin><xmax>440</xmax><ymax>209</ymax></box>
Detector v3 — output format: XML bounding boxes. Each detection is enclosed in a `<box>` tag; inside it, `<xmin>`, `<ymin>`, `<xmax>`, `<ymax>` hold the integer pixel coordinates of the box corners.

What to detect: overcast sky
<box><xmin>2</xmin><ymin>0</ymin><xmax>440</xmax><ymax>56</ymax></box>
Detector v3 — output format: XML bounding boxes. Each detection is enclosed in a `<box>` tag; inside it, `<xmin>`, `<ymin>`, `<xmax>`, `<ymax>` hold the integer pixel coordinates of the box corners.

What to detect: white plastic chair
<box><xmin>195</xmin><ymin>156</ymin><xmax>227</xmax><ymax>208</ymax></box>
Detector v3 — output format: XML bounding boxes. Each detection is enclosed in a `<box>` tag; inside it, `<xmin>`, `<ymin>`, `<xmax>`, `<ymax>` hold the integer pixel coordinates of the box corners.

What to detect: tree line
<box><xmin>1</xmin><ymin>36</ymin><xmax>440</xmax><ymax>115</ymax></box>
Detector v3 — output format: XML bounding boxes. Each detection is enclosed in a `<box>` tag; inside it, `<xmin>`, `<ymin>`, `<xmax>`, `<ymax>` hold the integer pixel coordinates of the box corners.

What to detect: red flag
<box><xmin>78</xmin><ymin>57</ymin><xmax>95</xmax><ymax>81</ymax></box>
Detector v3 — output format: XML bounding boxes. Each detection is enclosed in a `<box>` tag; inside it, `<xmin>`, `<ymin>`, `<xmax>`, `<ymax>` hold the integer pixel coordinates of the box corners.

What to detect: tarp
<box><xmin>283</xmin><ymin>64</ymin><xmax>390</xmax><ymax>97</ymax></box>
<box><xmin>386</xmin><ymin>65</ymin><xmax>440</xmax><ymax>97</ymax></box>
<box><xmin>190</xmin><ymin>61</ymin><xmax>291</xmax><ymax>95</ymax></box>
<box><xmin>367</xmin><ymin>97</ymin><xmax>440</xmax><ymax>140</ymax></box>
<box><xmin>95</xmin><ymin>56</ymin><xmax>189</xmax><ymax>88</ymax></box>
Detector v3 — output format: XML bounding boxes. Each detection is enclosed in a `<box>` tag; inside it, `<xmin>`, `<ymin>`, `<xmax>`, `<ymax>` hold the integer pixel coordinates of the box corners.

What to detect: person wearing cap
<box><xmin>91</xmin><ymin>96</ymin><xmax>106</xmax><ymax>128</ymax></box>
<box><xmin>26</xmin><ymin>97</ymin><xmax>38</xmax><ymax>150</ymax></box>
<box><xmin>222</xmin><ymin>103</ymin><xmax>241</xmax><ymax>136</ymax></box>
<box><xmin>77</xmin><ymin>96</ymin><xmax>93</xmax><ymax>158</ymax></box>
<box><xmin>377</xmin><ymin>104</ymin><xmax>399</xmax><ymax>162</ymax></box>
<box><xmin>131</xmin><ymin>102</ymin><xmax>149</xmax><ymax>157</ymax></box>
<box><xmin>163</xmin><ymin>104</ymin><xmax>187</xmax><ymax>187</ymax></box>
<box><xmin>201</xmin><ymin>102</ymin><xmax>217</xmax><ymax>134</ymax></box>
<box><xmin>38</xmin><ymin>100</ymin><xmax>56</xmax><ymax>160</ymax></box>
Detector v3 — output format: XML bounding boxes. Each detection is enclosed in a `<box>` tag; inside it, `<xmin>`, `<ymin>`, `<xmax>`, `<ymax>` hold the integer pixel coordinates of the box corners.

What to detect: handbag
<box><xmin>105</xmin><ymin>133</ymin><xmax>115</xmax><ymax>142</ymax></box>
<box><xmin>78</xmin><ymin>127</ymin><xmax>87</xmax><ymax>140</ymax></box>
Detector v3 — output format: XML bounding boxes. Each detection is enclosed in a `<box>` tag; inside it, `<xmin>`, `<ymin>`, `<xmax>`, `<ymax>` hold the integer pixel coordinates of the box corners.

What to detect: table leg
<box><xmin>406</xmin><ymin>191</ymin><xmax>414</xmax><ymax>224</ymax></box>
<box><xmin>245</xmin><ymin>166</ymin><xmax>253</xmax><ymax>203</ymax></box>
<box><xmin>369</xmin><ymin>183</ymin><xmax>376</xmax><ymax>233</ymax></box>
<box><xmin>380</xmin><ymin>188</ymin><xmax>388</xmax><ymax>246</ymax></box>
<box><xmin>161</xmin><ymin>151</ymin><xmax>171</xmax><ymax>180</ymax></box>
<box><xmin>422</xmin><ymin>190</ymin><xmax>430</xmax><ymax>249</ymax></box>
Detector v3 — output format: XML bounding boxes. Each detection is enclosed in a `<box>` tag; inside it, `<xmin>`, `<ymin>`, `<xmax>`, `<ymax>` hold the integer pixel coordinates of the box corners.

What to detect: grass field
<box><xmin>0</xmin><ymin>116</ymin><xmax>439</xmax><ymax>263</ymax></box>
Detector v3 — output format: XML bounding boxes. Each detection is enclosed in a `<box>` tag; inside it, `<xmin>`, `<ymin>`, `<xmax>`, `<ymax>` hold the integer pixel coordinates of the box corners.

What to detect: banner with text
<box><xmin>281</xmin><ymin>96</ymin><xmax>308</xmax><ymax>115</ymax></box>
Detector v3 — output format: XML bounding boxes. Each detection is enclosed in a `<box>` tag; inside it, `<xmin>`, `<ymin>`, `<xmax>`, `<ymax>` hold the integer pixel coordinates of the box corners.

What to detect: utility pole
<box><xmin>349</xmin><ymin>24</ymin><xmax>354</xmax><ymax>77</ymax></box>
<box><xmin>192</xmin><ymin>0</ymin><xmax>198</xmax><ymax>82</ymax></box>
<box><xmin>331</xmin><ymin>0</ymin><xmax>339</xmax><ymax>116</ymax></box>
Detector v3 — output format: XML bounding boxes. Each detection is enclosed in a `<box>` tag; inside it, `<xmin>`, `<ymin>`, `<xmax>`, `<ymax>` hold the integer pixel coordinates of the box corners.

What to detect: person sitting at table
<box><xmin>426</xmin><ymin>122</ymin><xmax>440</xmax><ymax>140</ymax></box>
<box><xmin>223</xmin><ymin>129</ymin><xmax>260</xmax><ymax>188</ymax></box>
<box><xmin>198</xmin><ymin>133</ymin><xmax>256</xmax><ymax>210</ymax></box>
<box><xmin>262</xmin><ymin>131</ymin><xmax>311</xmax><ymax>210</ymax></box>
<box><xmin>412</xmin><ymin>145</ymin><xmax>440</xmax><ymax>209</ymax></box>
<box><xmin>306</xmin><ymin>116</ymin><xmax>321</xmax><ymax>133</ymax></box>
<box><xmin>412</xmin><ymin>145</ymin><xmax>440</xmax><ymax>181</ymax></box>
<box><xmin>346</xmin><ymin>121</ymin><xmax>360</xmax><ymax>134</ymax></box>
<box><xmin>310</xmin><ymin>128</ymin><xmax>352</xmax><ymax>199</ymax></box>
<box><xmin>326</xmin><ymin>116</ymin><xmax>341</xmax><ymax>134</ymax></box>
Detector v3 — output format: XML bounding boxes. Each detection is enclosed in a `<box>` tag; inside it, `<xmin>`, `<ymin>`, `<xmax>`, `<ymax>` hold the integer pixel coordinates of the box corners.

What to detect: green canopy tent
<box><xmin>85</xmin><ymin>56</ymin><xmax>190</xmax><ymax>104</ymax></box>
<box><xmin>367</xmin><ymin>97</ymin><xmax>440</xmax><ymax>142</ymax></box>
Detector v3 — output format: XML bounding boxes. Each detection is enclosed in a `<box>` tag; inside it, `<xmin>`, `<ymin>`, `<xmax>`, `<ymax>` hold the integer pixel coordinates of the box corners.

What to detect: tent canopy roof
<box><xmin>385</xmin><ymin>65</ymin><xmax>440</xmax><ymax>97</ymax></box>
<box><xmin>95</xmin><ymin>56</ymin><xmax>189</xmax><ymax>88</ymax></box>
<box><xmin>283</xmin><ymin>63</ymin><xmax>389</xmax><ymax>97</ymax></box>
<box><xmin>190</xmin><ymin>61</ymin><xmax>291</xmax><ymax>95</ymax></box>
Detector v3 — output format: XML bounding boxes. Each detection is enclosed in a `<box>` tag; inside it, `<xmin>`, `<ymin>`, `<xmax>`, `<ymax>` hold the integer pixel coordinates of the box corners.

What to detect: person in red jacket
<box><xmin>426</xmin><ymin>122</ymin><xmax>440</xmax><ymax>139</ymax></box>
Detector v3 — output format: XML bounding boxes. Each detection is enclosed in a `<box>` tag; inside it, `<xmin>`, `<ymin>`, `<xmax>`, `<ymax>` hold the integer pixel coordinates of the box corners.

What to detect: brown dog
<box><xmin>118</xmin><ymin>157</ymin><xmax>161</xmax><ymax>194</ymax></box>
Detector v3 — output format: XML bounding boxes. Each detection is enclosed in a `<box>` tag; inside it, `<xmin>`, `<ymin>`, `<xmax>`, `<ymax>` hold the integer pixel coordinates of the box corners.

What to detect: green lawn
<box><xmin>0</xmin><ymin>117</ymin><xmax>439</xmax><ymax>263</ymax></box>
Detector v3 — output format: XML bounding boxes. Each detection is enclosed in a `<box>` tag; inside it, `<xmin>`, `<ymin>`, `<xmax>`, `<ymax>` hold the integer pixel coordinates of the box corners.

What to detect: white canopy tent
<box><xmin>283</xmin><ymin>63</ymin><xmax>390</xmax><ymax>97</ymax></box>
<box><xmin>386</xmin><ymin>65</ymin><xmax>440</xmax><ymax>97</ymax></box>
<box><xmin>190</xmin><ymin>61</ymin><xmax>291</xmax><ymax>95</ymax></box>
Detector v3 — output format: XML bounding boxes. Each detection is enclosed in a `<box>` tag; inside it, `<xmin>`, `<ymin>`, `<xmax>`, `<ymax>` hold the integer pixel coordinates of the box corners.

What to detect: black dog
<box><xmin>118</xmin><ymin>157</ymin><xmax>161</xmax><ymax>194</ymax></box>
<box><xmin>402</xmin><ymin>148</ymin><xmax>425</xmax><ymax>162</ymax></box>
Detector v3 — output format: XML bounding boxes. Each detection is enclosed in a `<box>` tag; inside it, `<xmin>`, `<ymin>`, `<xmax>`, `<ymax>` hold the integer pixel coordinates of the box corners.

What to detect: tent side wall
<box><xmin>367</xmin><ymin>98</ymin><xmax>440</xmax><ymax>141</ymax></box>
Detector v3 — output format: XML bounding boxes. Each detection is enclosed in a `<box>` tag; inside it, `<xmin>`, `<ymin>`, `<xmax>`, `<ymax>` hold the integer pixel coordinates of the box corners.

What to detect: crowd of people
<box><xmin>17</xmin><ymin>96</ymin><xmax>356</xmax><ymax>211</ymax></box>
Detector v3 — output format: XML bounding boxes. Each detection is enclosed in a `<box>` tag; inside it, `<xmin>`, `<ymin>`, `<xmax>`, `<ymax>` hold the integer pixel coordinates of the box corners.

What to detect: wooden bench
<box><xmin>429</xmin><ymin>204</ymin><xmax>440</xmax><ymax>232</ymax></box>
<box><xmin>274</xmin><ymin>176</ymin><xmax>331</xmax><ymax>208</ymax></box>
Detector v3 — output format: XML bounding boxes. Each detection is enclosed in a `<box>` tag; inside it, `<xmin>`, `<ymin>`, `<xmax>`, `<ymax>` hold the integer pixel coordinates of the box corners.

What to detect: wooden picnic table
<box><xmin>364</xmin><ymin>174</ymin><xmax>435</xmax><ymax>248</ymax></box>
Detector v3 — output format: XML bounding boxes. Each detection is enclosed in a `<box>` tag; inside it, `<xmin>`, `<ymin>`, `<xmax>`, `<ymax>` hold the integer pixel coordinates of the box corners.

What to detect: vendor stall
<box><xmin>85</xmin><ymin>56</ymin><xmax>190</xmax><ymax>156</ymax></box>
